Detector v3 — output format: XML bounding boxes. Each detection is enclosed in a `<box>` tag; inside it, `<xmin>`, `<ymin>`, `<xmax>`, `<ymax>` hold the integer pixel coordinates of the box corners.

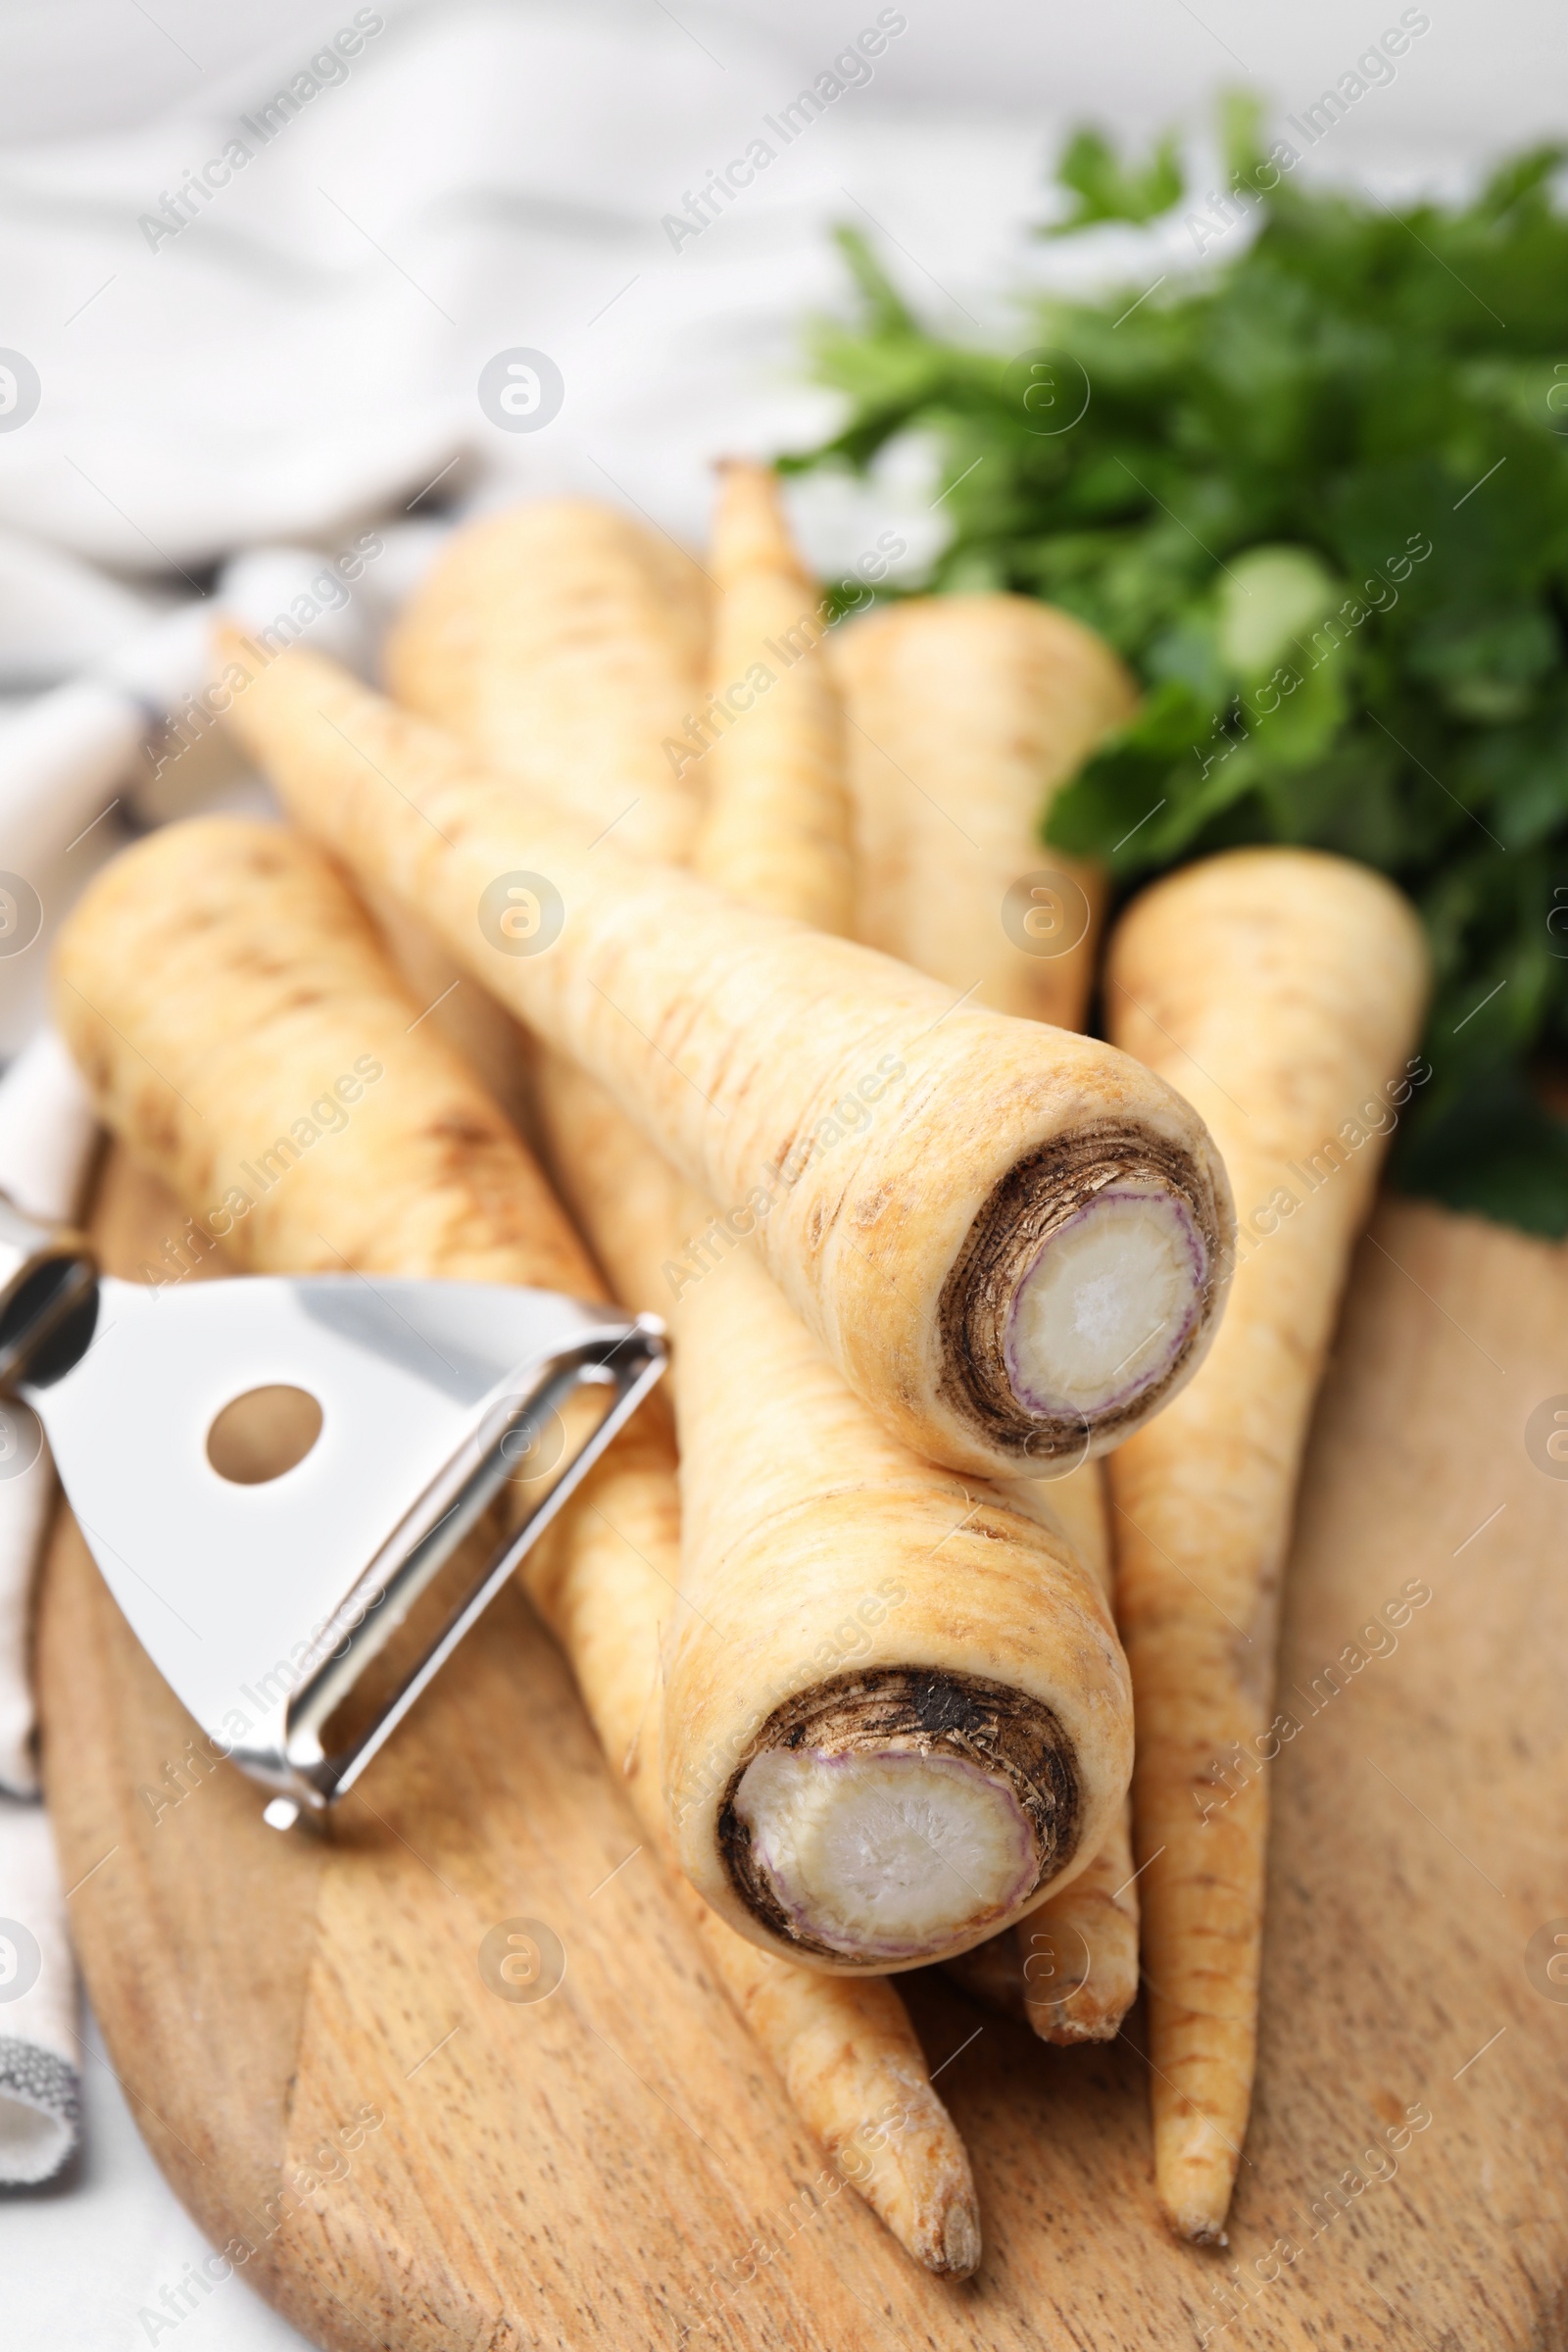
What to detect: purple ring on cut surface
<box><xmin>1003</xmin><ymin>1184</ymin><xmax>1206</xmax><ymax>1418</ymax></box>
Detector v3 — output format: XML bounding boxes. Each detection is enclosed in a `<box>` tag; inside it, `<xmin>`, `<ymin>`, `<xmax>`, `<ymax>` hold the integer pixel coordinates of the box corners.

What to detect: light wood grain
<box><xmin>36</xmin><ymin>1153</ymin><xmax>1568</xmax><ymax>2348</ymax></box>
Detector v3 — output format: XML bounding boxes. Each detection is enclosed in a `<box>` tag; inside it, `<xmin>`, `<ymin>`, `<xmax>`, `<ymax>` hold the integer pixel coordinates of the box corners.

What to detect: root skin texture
<box><xmin>53</xmin><ymin>811</ymin><xmax>981</xmax><ymax>2278</ymax></box>
<box><xmin>387</xmin><ymin>493</ymin><xmax>992</xmax><ymax>2254</ymax></box>
<box><xmin>384</xmin><ymin>495</ymin><xmax>710</xmax><ymax>866</ymax></box>
<box><xmin>692</xmin><ymin>460</ymin><xmax>855</xmax><ymax>933</ymax></box>
<box><xmin>1105</xmin><ymin>846</ymin><xmax>1429</xmax><ymax>2241</ymax></box>
<box><xmin>381</xmin><ymin>490</ymin><xmax>1137</xmax><ymax>1984</ymax></box>
<box><xmin>216</xmin><ymin>621</ymin><xmax>1234</xmax><ymax>1478</ymax></box>
<box><xmin>833</xmin><ymin>593</ymin><xmax>1135</xmax><ymax>1032</ymax></box>
<box><xmin>835</xmin><ymin>595</ymin><xmax>1147</xmax><ymax>2041</ymax></box>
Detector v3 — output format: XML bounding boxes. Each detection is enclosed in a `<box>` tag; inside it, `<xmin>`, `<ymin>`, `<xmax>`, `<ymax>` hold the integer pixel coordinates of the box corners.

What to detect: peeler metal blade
<box><xmin>0</xmin><ymin>1192</ymin><xmax>665</xmax><ymax>1823</ymax></box>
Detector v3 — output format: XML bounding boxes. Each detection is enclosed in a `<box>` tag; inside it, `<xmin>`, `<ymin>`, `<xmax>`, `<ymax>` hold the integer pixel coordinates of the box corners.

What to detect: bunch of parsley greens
<box><xmin>785</xmin><ymin>103</ymin><xmax>1568</xmax><ymax>1234</ymax></box>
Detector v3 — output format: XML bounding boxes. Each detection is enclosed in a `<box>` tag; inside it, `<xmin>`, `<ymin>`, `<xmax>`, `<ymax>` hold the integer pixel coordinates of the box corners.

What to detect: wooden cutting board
<box><xmin>36</xmin><ymin>1150</ymin><xmax>1568</xmax><ymax>2350</ymax></box>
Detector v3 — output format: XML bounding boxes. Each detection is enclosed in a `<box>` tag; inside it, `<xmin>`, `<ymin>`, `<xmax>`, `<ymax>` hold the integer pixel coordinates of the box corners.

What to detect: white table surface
<box><xmin>2</xmin><ymin>2002</ymin><xmax>312</xmax><ymax>2349</ymax></box>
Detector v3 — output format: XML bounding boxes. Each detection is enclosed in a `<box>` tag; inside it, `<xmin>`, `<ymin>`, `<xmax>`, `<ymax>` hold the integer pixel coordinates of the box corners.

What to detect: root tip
<box><xmin>1165</xmin><ymin>2202</ymin><xmax>1229</xmax><ymax>2247</ymax></box>
<box><xmin>932</xmin><ymin>2190</ymin><xmax>983</xmax><ymax>2279</ymax></box>
<box><xmin>1029</xmin><ymin>2009</ymin><xmax>1122</xmax><ymax>2046</ymax></box>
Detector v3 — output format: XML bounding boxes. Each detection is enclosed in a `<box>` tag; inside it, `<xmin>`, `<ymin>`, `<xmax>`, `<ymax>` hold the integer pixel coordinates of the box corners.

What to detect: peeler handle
<box><xmin>0</xmin><ymin>1189</ymin><xmax>100</xmax><ymax>1393</ymax></box>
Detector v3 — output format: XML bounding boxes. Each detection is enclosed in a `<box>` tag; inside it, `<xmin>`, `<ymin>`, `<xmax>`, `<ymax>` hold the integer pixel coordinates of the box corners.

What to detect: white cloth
<box><xmin>0</xmin><ymin>0</ymin><xmax>1046</xmax><ymax>579</ymax></box>
<box><xmin>0</xmin><ymin>0</ymin><xmax>1062</xmax><ymax>1050</ymax></box>
<box><xmin>0</xmin><ymin>1031</ymin><xmax>97</xmax><ymax>2186</ymax></box>
<box><xmin>0</xmin><ymin>0</ymin><xmax>1549</xmax><ymax>600</ymax></box>
<box><xmin>0</xmin><ymin>1031</ymin><xmax>98</xmax><ymax>1796</ymax></box>
<box><xmin>0</xmin><ymin>1804</ymin><xmax>79</xmax><ymax>2185</ymax></box>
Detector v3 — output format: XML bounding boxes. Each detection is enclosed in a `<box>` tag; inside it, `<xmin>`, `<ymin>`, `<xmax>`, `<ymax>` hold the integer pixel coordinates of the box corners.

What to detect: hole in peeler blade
<box><xmin>207</xmin><ymin>1384</ymin><xmax>323</xmax><ymax>1485</ymax></box>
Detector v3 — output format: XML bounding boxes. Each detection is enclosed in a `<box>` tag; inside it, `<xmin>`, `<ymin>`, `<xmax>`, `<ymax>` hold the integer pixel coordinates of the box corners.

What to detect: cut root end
<box><xmin>734</xmin><ymin>1747</ymin><xmax>1035</xmax><ymax>1963</ymax></box>
<box><xmin>1005</xmin><ymin>1184</ymin><xmax>1204</xmax><ymax>1419</ymax></box>
<box><xmin>942</xmin><ymin>1130</ymin><xmax>1227</xmax><ymax>1465</ymax></box>
<box><xmin>719</xmin><ymin>1668</ymin><xmax>1080</xmax><ymax>1966</ymax></box>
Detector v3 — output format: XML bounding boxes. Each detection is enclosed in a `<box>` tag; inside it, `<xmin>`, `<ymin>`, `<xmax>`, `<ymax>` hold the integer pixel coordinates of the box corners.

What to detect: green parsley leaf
<box><xmin>788</xmin><ymin>114</ymin><xmax>1568</xmax><ymax>1233</ymax></box>
<box><xmin>1042</xmin><ymin>127</ymin><xmax>1185</xmax><ymax>234</ymax></box>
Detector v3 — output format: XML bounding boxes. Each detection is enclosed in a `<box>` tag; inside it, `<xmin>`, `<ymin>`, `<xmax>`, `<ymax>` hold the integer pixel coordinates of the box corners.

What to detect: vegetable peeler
<box><xmin>0</xmin><ymin>1190</ymin><xmax>665</xmax><ymax>1826</ymax></box>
